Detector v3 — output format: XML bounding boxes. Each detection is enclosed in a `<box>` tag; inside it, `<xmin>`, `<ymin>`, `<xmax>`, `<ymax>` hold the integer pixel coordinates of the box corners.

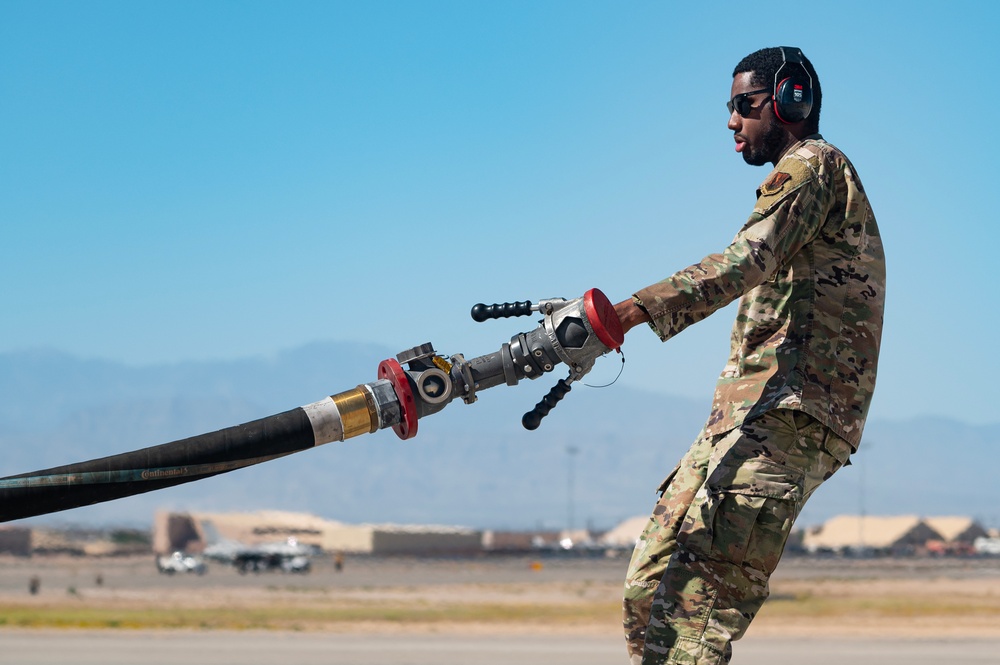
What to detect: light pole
<box><xmin>566</xmin><ymin>445</ymin><xmax>579</xmax><ymax>534</ymax></box>
<box><xmin>858</xmin><ymin>440</ymin><xmax>874</xmax><ymax>554</ymax></box>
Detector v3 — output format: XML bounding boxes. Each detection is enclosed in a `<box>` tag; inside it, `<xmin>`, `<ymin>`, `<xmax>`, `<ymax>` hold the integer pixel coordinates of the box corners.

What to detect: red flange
<box><xmin>583</xmin><ymin>288</ymin><xmax>625</xmax><ymax>351</ymax></box>
<box><xmin>378</xmin><ymin>358</ymin><xmax>418</xmax><ymax>440</ymax></box>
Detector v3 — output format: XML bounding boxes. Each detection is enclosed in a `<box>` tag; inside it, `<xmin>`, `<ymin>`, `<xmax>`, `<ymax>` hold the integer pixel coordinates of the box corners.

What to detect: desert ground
<box><xmin>2</xmin><ymin>553</ymin><xmax>1000</xmax><ymax>663</ymax></box>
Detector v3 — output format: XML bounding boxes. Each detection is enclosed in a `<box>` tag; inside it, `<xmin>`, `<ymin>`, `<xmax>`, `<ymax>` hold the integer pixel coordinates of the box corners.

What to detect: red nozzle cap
<box><xmin>583</xmin><ymin>288</ymin><xmax>625</xmax><ymax>351</ymax></box>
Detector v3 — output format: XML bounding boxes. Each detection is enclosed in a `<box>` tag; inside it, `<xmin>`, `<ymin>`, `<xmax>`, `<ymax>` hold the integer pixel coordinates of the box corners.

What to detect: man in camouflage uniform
<box><xmin>613</xmin><ymin>47</ymin><xmax>885</xmax><ymax>664</ymax></box>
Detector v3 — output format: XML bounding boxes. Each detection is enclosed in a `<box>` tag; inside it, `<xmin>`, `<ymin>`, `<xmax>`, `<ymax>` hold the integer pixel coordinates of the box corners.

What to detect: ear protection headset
<box><xmin>773</xmin><ymin>46</ymin><xmax>813</xmax><ymax>124</ymax></box>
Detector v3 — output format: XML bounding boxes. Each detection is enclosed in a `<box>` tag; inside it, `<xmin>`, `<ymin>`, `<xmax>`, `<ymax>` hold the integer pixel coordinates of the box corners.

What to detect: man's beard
<box><xmin>742</xmin><ymin>119</ymin><xmax>786</xmax><ymax>166</ymax></box>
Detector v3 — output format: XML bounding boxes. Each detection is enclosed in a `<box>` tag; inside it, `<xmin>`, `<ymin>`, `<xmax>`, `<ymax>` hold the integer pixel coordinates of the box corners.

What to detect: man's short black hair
<box><xmin>733</xmin><ymin>47</ymin><xmax>822</xmax><ymax>133</ymax></box>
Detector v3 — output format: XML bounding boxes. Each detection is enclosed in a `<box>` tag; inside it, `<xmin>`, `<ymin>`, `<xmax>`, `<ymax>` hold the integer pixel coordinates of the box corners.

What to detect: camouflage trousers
<box><xmin>622</xmin><ymin>409</ymin><xmax>854</xmax><ymax>664</ymax></box>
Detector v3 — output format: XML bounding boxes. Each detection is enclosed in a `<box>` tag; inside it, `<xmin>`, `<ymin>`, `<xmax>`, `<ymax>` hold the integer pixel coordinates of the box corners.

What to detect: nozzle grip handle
<box><xmin>521</xmin><ymin>379</ymin><xmax>572</xmax><ymax>430</ymax></box>
<box><xmin>471</xmin><ymin>301</ymin><xmax>533</xmax><ymax>322</ymax></box>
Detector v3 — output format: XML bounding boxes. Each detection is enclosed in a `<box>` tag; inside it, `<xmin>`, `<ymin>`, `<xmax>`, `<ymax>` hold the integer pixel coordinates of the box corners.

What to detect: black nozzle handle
<box><xmin>521</xmin><ymin>379</ymin><xmax>572</xmax><ymax>430</ymax></box>
<box><xmin>471</xmin><ymin>300</ymin><xmax>533</xmax><ymax>322</ymax></box>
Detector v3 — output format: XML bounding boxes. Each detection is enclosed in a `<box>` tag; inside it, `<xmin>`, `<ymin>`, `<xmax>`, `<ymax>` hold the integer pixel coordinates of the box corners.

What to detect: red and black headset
<box><xmin>773</xmin><ymin>46</ymin><xmax>814</xmax><ymax>124</ymax></box>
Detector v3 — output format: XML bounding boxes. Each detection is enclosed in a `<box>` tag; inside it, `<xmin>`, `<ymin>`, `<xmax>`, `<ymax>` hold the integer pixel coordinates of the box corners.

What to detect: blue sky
<box><xmin>2</xmin><ymin>1</ymin><xmax>998</xmax><ymax>426</ymax></box>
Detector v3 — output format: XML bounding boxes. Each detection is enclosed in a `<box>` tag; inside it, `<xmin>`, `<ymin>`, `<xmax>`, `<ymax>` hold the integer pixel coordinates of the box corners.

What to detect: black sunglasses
<box><xmin>727</xmin><ymin>88</ymin><xmax>771</xmax><ymax>117</ymax></box>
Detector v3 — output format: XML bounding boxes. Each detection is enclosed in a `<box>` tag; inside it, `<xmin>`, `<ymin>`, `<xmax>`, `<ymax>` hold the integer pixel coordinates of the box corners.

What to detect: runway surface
<box><xmin>5</xmin><ymin>555</ymin><xmax>1000</xmax><ymax>664</ymax></box>
<box><xmin>2</xmin><ymin>630</ymin><xmax>998</xmax><ymax>665</ymax></box>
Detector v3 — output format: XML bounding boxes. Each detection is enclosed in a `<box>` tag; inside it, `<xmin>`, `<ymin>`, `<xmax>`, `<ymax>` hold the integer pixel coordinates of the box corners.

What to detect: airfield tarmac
<box><xmin>2</xmin><ymin>630</ymin><xmax>1000</xmax><ymax>665</ymax></box>
<box><xmin>2</xmin><ymin>554</ymin><xmax>1000</xmax><ymax>664</ymax></box>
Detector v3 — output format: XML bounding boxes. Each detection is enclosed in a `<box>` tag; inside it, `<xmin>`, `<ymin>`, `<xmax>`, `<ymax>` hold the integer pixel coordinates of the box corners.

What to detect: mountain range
<box><xmin>1</xmin><ymin>343</ymin><xmax>996</xmax><ymax>532</ymax></box>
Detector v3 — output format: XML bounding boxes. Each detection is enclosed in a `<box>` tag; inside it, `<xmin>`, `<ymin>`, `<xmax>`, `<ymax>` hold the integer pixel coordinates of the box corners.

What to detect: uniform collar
<box><xmin>779</xmin><ymin>133</ymin><xmax>824</xmax><ymax>161</ymax></box>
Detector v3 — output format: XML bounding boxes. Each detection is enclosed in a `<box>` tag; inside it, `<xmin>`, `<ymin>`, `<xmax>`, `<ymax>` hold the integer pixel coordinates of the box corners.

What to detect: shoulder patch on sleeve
<box><xmin>754</xmin><ymin>157</ymin><xmax>816</xmax><ymax>213</ymax></box>
<box><xmin>760</xmin><ymin>171</ymin><xmax>791</xmax><ymax>195</ymax></box>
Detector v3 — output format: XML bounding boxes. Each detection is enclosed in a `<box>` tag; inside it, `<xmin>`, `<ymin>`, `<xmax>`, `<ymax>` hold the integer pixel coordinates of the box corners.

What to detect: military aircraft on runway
<box><xmin>200</xmin><ymin>521</ymin><xmax>316</xmax><ymax>574</ymax></box>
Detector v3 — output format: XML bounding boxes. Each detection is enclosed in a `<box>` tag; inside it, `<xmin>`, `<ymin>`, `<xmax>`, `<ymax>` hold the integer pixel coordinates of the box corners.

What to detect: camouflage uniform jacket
<box><xmin>634</xmin><ymin>135</ymin><xmax>885</xmax><ymax>448</ymax></box>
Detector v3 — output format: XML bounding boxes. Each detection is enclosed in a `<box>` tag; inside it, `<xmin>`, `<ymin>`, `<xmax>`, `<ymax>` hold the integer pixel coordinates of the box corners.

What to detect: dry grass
<box><xmin>753</xmin><ymin>574</ymin><xmax>1000</xmax><ymax>637</ymax></box>
<box><xmin>4</xmin><ymin>555</ymin><xmax>1000</xmax><ymax>637</ymax></box>
<box><xmin>0</xmin><ymin>601</ymin><xmax>621</xmax><ymax>632</ymax></box>
<box><xmin>0</xmin><ymin>597</ymin><xmax>620</xmax><ymax>631</ymax></box>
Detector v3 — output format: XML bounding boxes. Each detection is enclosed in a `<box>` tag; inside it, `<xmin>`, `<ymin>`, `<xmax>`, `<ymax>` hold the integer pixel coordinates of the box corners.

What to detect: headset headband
<box><xmin>775</xmin><ymin>46</ymin><xmax>813</xmax><ymax>93</ymax></box>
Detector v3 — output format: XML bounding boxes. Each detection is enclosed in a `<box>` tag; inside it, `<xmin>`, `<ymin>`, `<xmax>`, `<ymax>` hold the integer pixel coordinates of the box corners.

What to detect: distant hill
<box><xmin>1</xmin><ymin>344</ymin><xmax>996</xmax><ymax>531</ymax></box>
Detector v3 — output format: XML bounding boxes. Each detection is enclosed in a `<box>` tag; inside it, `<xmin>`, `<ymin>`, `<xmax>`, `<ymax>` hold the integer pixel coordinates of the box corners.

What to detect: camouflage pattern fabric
<box><xmin>624</xmin><ymin>136</ymin><xmax>884</xmax><ymax>663</ymax></box>
<box><xmin>634</xmin><ymin>135</ymin><xmax>885</xmax><ymax>449</ymax></box>
<box><xmin>623</xmin><ymin>410</ymin><xmax>854</xmax><ymax>664</ymax></box>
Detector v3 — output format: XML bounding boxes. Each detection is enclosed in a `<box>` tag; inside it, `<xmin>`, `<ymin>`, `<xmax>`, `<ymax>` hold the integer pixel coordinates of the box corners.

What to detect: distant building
<box><xmin>153</xmin><ymin>511</ymin><xmax>204</xmax><ymax>554</ymax></box>
<box><xmin>598</xmin><ymin>516</ymin><xmax>649</xmax><ymax>549</ymax></box>
<box><xmin>482</xmin><ymin>529</ymin><xmax>562</xmax><ymax>552</ymax></box>
<box><xmin>354</xmin><ymin>523</ymin><xmax>483</xmax><ymax>556</ymax></box>
<box><xmin>803</xmin><ymin>514</ymin><xmax>987</xmax><ymax>555</ymax></box>
<box><xmin>923</xmin><ymin>516</ymin><xmax>988</xmax><ymax>544</ymax></box>
<box><xmin>154</xmin><ymin>510</ymin><xmax>483</xmax><ymax>556</ymax></box>
<box><xmin>26</xmin><ymin>527</ymin><xmax>148</xmax><ymax>556</ymax></box>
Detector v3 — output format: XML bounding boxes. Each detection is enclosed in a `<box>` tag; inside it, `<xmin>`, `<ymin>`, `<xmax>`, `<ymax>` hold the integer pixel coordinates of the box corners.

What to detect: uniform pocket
<box><xmin>822</xmin><ymin>430</ymin><xmax>854</xmax><ymax>469</ymax></box>
<box><xmin>689</xmin><ymin>456</ymin><xmax>803</xmax><ymax>572</ymax></box>
<box><xmin>656</xmin><ymin>462</ymin><xmax>682</xmax><ymax>496</ymax></box>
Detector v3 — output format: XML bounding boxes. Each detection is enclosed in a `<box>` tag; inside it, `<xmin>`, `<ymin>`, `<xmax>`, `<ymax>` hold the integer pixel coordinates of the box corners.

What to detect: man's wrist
<box><xmin>614</xmin><ymin>297</ymin><xmax>652</xmax><ymax>334</ymax></box>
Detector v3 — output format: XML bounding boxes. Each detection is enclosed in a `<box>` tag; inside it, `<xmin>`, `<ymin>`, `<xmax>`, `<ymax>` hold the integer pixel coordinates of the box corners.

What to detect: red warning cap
<box><xmin>583</xmin><ymin>288</ymin><xmax>625</xmax><ymax>351</ymax></box>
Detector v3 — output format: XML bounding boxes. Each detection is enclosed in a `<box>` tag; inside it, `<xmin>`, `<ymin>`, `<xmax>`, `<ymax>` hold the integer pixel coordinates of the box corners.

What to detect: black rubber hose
<box><xmin>0</xmin><ymin>408</ymin><xmax>314</xmax><ymax>523</ymax></box>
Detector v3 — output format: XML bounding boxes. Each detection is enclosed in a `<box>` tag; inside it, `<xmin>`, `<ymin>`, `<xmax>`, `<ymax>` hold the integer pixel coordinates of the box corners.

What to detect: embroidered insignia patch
<box><xmin>760</xmin><ymin>171</ymin><xmax>791</xmax><ymax>196</ymax></box>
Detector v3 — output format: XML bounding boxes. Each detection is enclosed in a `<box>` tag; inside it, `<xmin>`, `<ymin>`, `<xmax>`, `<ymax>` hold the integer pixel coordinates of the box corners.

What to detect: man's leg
<box><xmin>623</xmin><ymin>431</ymin><xmax>715</xmax><ymax>664</ymax></box>
<box><xmin>637</xmin><ymin>410</ymin><xmax>853</xmax><ymax>664</ymax></box>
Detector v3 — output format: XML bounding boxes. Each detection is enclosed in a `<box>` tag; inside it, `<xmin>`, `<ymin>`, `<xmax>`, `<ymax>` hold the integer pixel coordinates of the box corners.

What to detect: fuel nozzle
<box><xmin>468</xmin><ymin>288</ymin><xmax>624</xmax><ymax>430</ymax></box>
<box><xmin>380</xmin><ymin>288</ymin><xmax>624</xmax><ymax>439</ymax></box>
